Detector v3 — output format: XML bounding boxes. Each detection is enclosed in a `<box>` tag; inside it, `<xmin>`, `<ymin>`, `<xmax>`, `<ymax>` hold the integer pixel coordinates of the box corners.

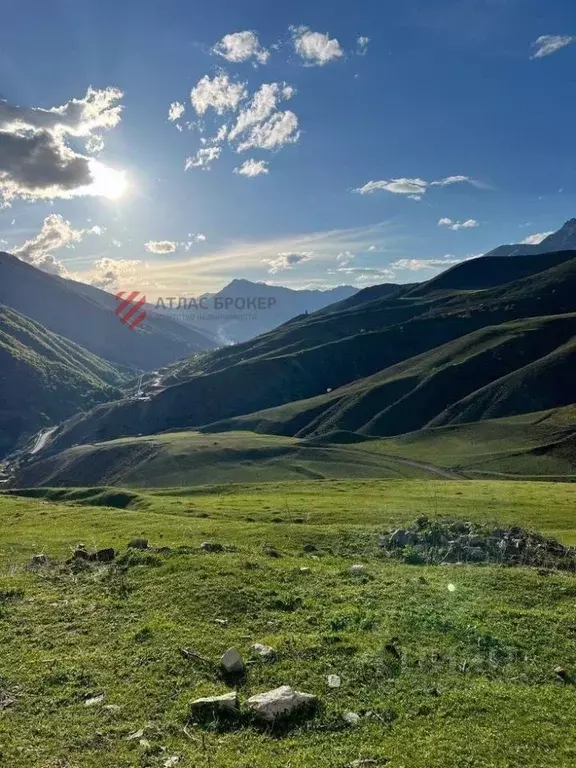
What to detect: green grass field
<box><xmin>1</xmin><ymin>479</ymin><xmax>576</xmax><ymax>767</ymax></box>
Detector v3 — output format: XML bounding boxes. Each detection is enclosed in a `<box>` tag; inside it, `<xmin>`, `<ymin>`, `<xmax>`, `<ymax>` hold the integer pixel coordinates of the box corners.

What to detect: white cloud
<box><xmin>88</xmin><ymin>224</ymin><xmax>105</xmax><ymax>235</ymax></box>
<box><xmin>112</xmin><ymin>238</ymin><xmax>122</xmax><ymax>248</ymax></box>
<box><xmin>145</xmin><ymin>240</ymin><xmax>178</xmax><ymax>254</ymax></box>
<box><xmin>234</xmin><ymin>159</ymin><xmax>269</xmax><ymax>177</ymax></box>
<box><xmin>291</xmin><ymin>26</ymin><xmax>344</xmax><ymax>66</ymax></box>
<box><xmin>12</xmin><ymin>213</ymin><xmax>87</xmax><ymax>276</ymax></box>
<box><xmin>336</xmin><ymin>266</ymin><xmax>396</xmax><ymax>281</ymax></box>
<box><xmin>236</xmin><ymin>110</ymin><xmax>299</xmax><ymax>152</ymax></box>
<box><xmin>438</xmin><ymin>217</ymin><xmax>480</xmax><ymax>230</ymax></box>
<box><xmin>336</xmin><ymin>250</ymin><xmax>355</xmax><ymax>266</ymax></box>
<box><xmin>354</xmin><ymin>178</ymin><xmax>428</xmax><ymax>195</ymax></box>
<box><xmin>429</xmin><ymin>175</ymin><xmax>473</xmax><ymax>187</ymax></box>
<box><xmin>85</xmin><ymin>135</ymin><xmax>104</xmax><ymax>154</ymax></box>
<box><xmin>0</xmin><ymin>87</ymin><xmax>124</xmax><ymax>204</ymax></box>
<box><xmin>520</xmin><ymin>231</ymin><xmax>553</xmax><ymax>245</ymax></box>
<box><xmin>213</xmin><ymin>30</ymin><xmax>270</xmax><ymax>65</ymax></box>
<box><xmin>356</xmin><ymin>36</ymin><xmax>370</xmax><ymax>55</ymax></box>
<box><xmin>354</xmin><ymin>175</ymin><xmax>476</xmax><ymax>197</ymax></box>
<box><xmin>228</xmin><ymin>82</ymin><xmax>291</xmax><ymax>142</ymax></box>
<box><xmin>90</xmin><ymin>257</ymin><xmax>142</xmax><ymax>289</ymax></box>
<box><xmin>185</xmin><ymin>146</ymin><xmax>222</xmax><ymax>170</ymax></box>
<box><xmin>390</xmin><ymin>257</ymin><xmax>463</xmax><ymax>271</ymax></box>
<box><xmin>190</xmin><ymin>73</ymin><xmax>247</xmax><ymax>116</ymax></box>
<box><xmin>168</xmin><ymin>101</ymin><xmax>186</xmax><ymax>121</ymax></box>
<box><xmin>531</xmin><ymin>35</ymin><xmax>574</xmax><ymax>59</ymax></box>
<box><xmin>266</xmin><ymin>250</ymin><xmax>313</xmax><ymax>273</ymax></box>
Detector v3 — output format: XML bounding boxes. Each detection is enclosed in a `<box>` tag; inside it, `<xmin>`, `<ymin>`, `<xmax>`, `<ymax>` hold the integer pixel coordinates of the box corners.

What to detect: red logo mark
<box><xmin>115</xmin><ymin>291</ymin><xmax>147</xmax><ymax>330</ymax></box>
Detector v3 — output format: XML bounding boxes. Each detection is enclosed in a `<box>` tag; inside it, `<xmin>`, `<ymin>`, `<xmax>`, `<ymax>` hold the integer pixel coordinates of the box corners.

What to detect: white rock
<box><xmin>299</xmin><ymin>567</ymin><xmax>311</xmax><ymax>573</ymax></box>
<box><xmin>251</xmin><ymin>643</ymin><xmax>276</xmax><ymax>659</ymax></box>
<box><xmin>103</xmin><ymin>704</ymin><xmax>122</xmax><ymax>713</ymax></box>
<box><xmin>327</xmin><ymin>674</ymin><xmax>341</xmax><ymax>688</ymax></box>
<box><xmin>190</xmin><ymin>692</ymin><xmax>238</xmax><ymax>715</ymax></box>
<box><xmin>342</xmin><ymin>711</ymin><xmax>361</xmax><ymax>726</ymax></box>
<box><xmin>349</xmin><ymin>564</ymin><xmax>367</xmax><ymax>575</ymax></box>
<box><xmin>84</xmin><ymin>694</ymin><xmax>105</xmax><ymax>707</ymax></box>
<box><xmin>164</xmin><ymin>757</ymin><xmax>180</xmax><ymax>767</ymax></box>
<box><xmin>220</xmin><ymin>647</ymin><xmax>245</xmax><ymax>674</ymax></box>
<box><xmin>126</xmin><ymin>729</ymin><xmax>145</xmax><ymax>741</ymax></box>
<box><xmin>246</xmin><ymin>685</ymin><xmax>317</xmax><ymax>721</ymax></box>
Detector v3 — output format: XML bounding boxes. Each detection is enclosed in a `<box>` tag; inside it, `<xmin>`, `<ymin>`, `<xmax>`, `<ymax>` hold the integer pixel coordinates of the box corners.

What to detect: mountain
<box><xmin>0</xmin><ymin>304</ymin><xmax>126</xmax><ymax>457</ymax></box>
<box><xmin>0</xmin><ymin>252</ymin><xmax>216</xmax><ymax>370</ymax></box>
<box><xmin>27</xmin><ymin>248</ymin><xmax>576</xmax><ymax>475</ymax></box>
<box><xmin>159</xmin><ymin>278</ymin><xmax>359</xmax><ymax>343</ymax></box>
<box><xmin>485</xmin><ymin>218</ymin><xmax>576</xmax><ymax>258</ymax></box>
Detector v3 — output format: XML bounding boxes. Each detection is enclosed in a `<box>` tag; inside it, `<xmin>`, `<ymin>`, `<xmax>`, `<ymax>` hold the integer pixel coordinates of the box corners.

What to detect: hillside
<box><xmin>0</xmin><ymin>252</ymin><xmax>216</xmax><ymax>370</ymax></box>
<box><xmin>31</xmin><ymin>249</ymin><xmax>576</xmax><ymax>464</ymax></box>
<box><xmin>2</xmin><ymin>480</ymin><xmax>576</xmax><ymax>767</ymax></box>
<box><xmin>0</xmin><ymin>305</ymin><xmax>125</xmax><ymax>457</ymax></box>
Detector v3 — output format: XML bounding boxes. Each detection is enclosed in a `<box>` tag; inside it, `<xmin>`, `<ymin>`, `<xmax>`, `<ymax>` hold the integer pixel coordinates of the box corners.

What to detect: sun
<box><xmin>87</xmin><ymin>159</ymin><xmax>129</xmax><ymax>200</ymax></box>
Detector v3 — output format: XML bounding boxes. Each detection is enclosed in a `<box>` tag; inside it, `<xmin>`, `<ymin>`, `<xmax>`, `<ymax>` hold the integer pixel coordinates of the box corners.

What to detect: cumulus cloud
<box><xmin>168</xmin><ymin>101</ymin><xmax>186</xmax><ymax>121</ymax></box>
<box><xmin>190</xmin><ymin>73</ymin><xmax>247</xmax><ymax>116</ymax></box>
<box><xmin>145</xmin><ymin>240</ymin><xmax>178</xmax><ymax>254</ymax></box>
<box><xmin>354</xmin><ymin>175</ymin><xmax>476</xmax><ymax>197</ymax></box>
<box><xmin>356</xmin><ymin>36</ymin><xmax>370</xmax><ymax>55</ymax></box>
<box><xmin>12</xmin><ymin>214</ymin><xmax>88</xmax><ymax>277</ymax></box>
<box><xmin>213</xmin><ymin>30</ymin><xmax>270</xmax><ymax>65</ymax></box>
<box><xmin>291</xmin><ymin>26</ymin><xmax>344</xmax><ymax>66</ymax></box>
<box><xmin>236</xmin><ymin>110</ymin><xmax>299</xmax><ymax>152</ymax></box>
<box><xmin>0</xmin><ymin>87</ymin><xmax>123</xmax><ymax>204</ymax></box>
<box><xmin>266</xmin><ymin>250</ymin><xmax>313</xmax><ymax>273</ymax></box>
<box><xmin>390</xmin><ymin>257</ymin><xmax>463</xmax><ymax>271</ymax></box>
<box><xmin>185</xmin><ymin>146</ymin><xmax>222</xmax><ymax>170</ymax></box>
<box><xmin>234</xmin><ymin>159</ymin><xmax>269</xmax><ymax>176</ymax></box>
<box><xmin>520</xmin><ymin>231</ymin><xmax>553</xmax><ymax>245</ymax></box>
<box><xmin>438</xmin><ymin>217</ymin><xmax>480</xmax><ymax>230</ymax></box>
<box><xmin>531</xmin><ymin>35</ymin><xmax>574</xmax><ymax>59</ymax></box>
<box><xmin>90</xmin><ymin>257</ymin><xmax>142</xmax><ymax>289</ymax></box>
<box><xmin>228</xmin><ymin>82</ymin><xmax>292</xmax><ymax>142</ymax></box>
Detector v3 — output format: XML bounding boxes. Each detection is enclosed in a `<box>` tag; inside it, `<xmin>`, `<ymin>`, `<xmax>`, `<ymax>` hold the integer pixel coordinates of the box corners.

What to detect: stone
<box><xmin>251</xmin><ymin>643</ymin><xmax>276</xmax><ymax>660</ymax></box>
<box><xmin>389</xmin><ymin>529</ymin><xmax>411</xmax><ymax>548</ymax></box>
<box><xmin>164</xmin><ymin>758</ymin><xmax>180</xmax><ymax>768</ymax></box>
<box><xmin>327</xmin><ymin>674</ymin><xmax>341</xmax><ymax>688</ymax></box>
<box><xmin>263</xmin><ymin>546</ymin><xmax>281</xmax><ymax>558</ymax></box>
<box><xmin>342</xmin><ymin>711</ymin><xmax>361</xmax><ymax>726</ymax></box>
<box><xmin>299</xmin><ymin>567</ymin><xmax>311</xmax><ymax>574</ymax></box>
<box><xmin>128</xmin><ymin>538</ymin><xmax>149</xmax><ymax>550</ymax></box>
<box><xmin>90</xmin><ymin>548</ymin><xmax>115</xmax><ymax>563</ymax></box>
<box><xmin>85</xmin><ymin>694</ymin><xmax>105</xmax><ymax>707</ymax></box>
<box><xmin>303</xmin><ymin>544</ymin><xmax>318</xmax><ymax>553</ymax></box>
<box><xmin>246</xmin><ymin>685</ymin><xmax>316</xmax><ymax>721</ymax></box>
<box><xmin>73</xmin><ymin>548</ymin><xmax>90</xmax><ymax>560</ymax></box>
<box><xmin>220</xmin><ymin>647</ymin><xmax>245</xmax><ymax>674</ymax></box>
<box><xmin>349</xmin><ymin>564</ymin><xmax>367</xmax><ymax>575</ymax></box>
<box><xmin>190</xmin><ymin>692</ymin><xmax>238</xmax><ymax>717</ymax></box>
<box><xmin>555</xmin><ymin>666</ymin><xmax>570</xmax><ymax>682</ymax></box>
<box><xmin>103</xmin><ymin>704</ymin><xmax>122</xmax><ymax>712</ymax></box>
<box><xmin>30</xmin><ymin>554</ymin><xmax>50</xmax><ymax>567</ymax></box>
<box><xmin>214</xmin><ymin>618</ymin><xmax>228</xmax><ymax>626</ymax></box>
<box><xmin>201</xmin><ymin>542</ymin><xmax>224</xmax><ymax>552</ymax></box>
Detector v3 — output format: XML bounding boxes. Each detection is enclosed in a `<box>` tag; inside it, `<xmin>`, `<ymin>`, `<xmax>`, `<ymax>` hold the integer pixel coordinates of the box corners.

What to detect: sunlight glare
<box><xmin>86</xmin><ymin>159</ymin><xmax>129</xmax><ymax>200</ymax></box>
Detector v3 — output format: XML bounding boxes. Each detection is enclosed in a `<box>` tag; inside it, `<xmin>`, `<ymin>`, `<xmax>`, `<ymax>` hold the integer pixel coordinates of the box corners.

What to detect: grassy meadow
<box><xmin>1</xmin><ymin>479</ymin><xmax>576</xmax><ymax>767</ymax></box>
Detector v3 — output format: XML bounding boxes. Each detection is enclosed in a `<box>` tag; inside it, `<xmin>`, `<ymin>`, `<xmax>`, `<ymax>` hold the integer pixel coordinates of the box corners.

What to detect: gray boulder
<box><xmin>191</xmin><ymin>692</ymin><xmax>238</xmax><ymax>717</ymax></box>
<box><xmin>246</xmin><ymin>685</ymin><xmax>316</xmax><ymax>721</ymax></box>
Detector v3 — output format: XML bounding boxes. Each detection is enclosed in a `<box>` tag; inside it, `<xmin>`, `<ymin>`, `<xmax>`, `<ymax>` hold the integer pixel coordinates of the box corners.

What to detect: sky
<box><xmin>2</xmin><ymin>0</ymin><xmax>576</xmax><ymax>298</ymax></box>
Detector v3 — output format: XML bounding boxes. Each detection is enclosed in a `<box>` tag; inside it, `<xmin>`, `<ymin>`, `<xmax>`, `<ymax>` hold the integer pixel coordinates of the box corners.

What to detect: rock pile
<box><xmin>379</xmin><ymin>517</ymin><xmax>576</xmax><ymax>571</ymax></box>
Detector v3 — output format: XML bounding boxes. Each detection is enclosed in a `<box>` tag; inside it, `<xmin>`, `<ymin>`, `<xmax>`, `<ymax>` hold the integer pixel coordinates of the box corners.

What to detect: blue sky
<box><xmin>2</xmin><ymin>0</ymin><xmax>576</xmax><ymax>296</ymax></box>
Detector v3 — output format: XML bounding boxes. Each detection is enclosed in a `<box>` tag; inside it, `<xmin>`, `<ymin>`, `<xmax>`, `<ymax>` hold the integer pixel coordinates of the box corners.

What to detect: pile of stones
<box><xmin>379</xmin><ymin>516</ymin><xmax>576</xmax><ymax>571</ymax></box>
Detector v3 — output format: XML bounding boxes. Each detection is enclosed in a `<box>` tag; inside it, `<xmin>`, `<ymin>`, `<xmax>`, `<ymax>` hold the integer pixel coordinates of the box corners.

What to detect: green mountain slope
<box><xmin>0</xmin><ymin>305</ymin><xmax>126</xmax><ymax>456</ymax></box>
<box><xmin>38</xmin><ymin>251</ymin><xmax>576</xmax><ymax>460</ymax></box>
<box><xmin>0</xmin><ymin>251</ymin><xmax>216</xmax><ymax>369</ymax></box>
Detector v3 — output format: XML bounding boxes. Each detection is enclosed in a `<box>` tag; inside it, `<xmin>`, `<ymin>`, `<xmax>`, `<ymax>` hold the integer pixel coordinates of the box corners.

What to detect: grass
<box><xmin>1</xmin><ymin>479</ymin><xmax>576</xmax><ymax>766</ymax></box>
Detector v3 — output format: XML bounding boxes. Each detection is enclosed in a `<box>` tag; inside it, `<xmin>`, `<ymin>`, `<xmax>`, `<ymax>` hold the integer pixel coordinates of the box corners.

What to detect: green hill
<box><xmin>0</xmin><ymin>305</ymin><xmax>126</xmax><ymax>457</ymax></box>
<box><xmin>16</xmin><ymin>250</ymin><xmax>576</xmax><ymax>481</ymax></box>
